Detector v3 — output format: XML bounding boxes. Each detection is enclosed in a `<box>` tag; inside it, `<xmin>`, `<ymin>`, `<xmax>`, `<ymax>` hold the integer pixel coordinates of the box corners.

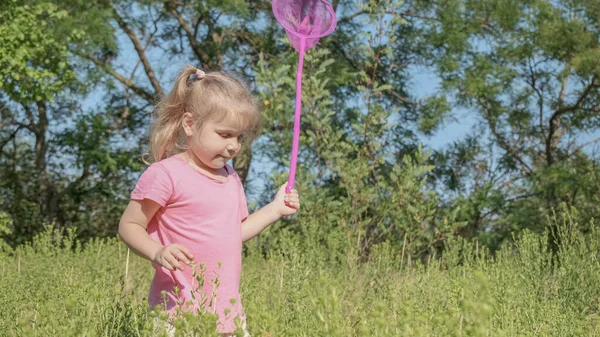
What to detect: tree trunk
<box><xmin>233</xmin><ymin>145</ymin><xmax>252</xmax><ymax>185</ymax></box>
<box><xmin>34</xmin><ymin>101</ymin><xmax>60</xmax><ymax>227</ymax></box>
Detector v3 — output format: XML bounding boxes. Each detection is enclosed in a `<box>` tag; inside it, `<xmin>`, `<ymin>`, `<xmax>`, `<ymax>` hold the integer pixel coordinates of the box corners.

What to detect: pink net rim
<box><xmin>272</xmin><ymin>0</ymin><xmax>337</xmax><ymax>39</ymax></box>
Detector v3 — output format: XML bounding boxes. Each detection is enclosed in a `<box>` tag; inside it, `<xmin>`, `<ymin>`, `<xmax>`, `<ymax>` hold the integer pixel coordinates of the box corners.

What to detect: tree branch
<box><xmin>547</xmin><ymin>74</ymin><xmax>598</xmax><ymax>165</ymax></box>
<box><xmin>23</xmin><ymin>105</ymin><xmax>35</xmax><ymax>126</ymax></box>
<box><xmin>193</xmin><ymin>12</ymin><xmax>202</xmax><ymax>41</ymax></box>
<box><xmin>386</xmin><ymin>88</ymin><xmax>419</xmax><ymax>105</ymax></box>
<box><xmin>11</xmin><ymin>103</ymin><xmax>36</xmax><ymax>134</ymax></box>
<box><xmin>34</xmin><ymin>101</ymin><xmax>49</xmax><ymax>172</ymax></box>
<box><xmin>337</xmin><ymin>10</ymin><xmax>367</xmax><ymax>25</ymax></box>
<box><xmin>557</xmin><ymin>72</ymin><xmax>568</xmax><ymax>110</ymax></box>
<box><xmin>553</xmin><ymin>75</ymin><xmax>597</xmax><ymax>117</ymax></box>
<box><xmin>165</xmin><ymin>4</ymin><xmax>212</xmax><ymax>68</ymax></box>
<box><xmin>56</xmin><ymin>166</ymin><xmax>90</xmax><ymax>201</ymax></box>
<box><xmin>525</xmin><ymin>57</ymin><xmax>544</xmax><ymax>132</ymax></box>
<box><xmin>111</xmin><ymin>5</ymin><xmax>164</xmax><ymax>97</ymax></box>
<box><xmin>568</xmin><ymin>137</ymin><xmax>600</xmax><ymax>158</ymax></box>
<box><xmin>80</xmin><ymin>52</ymin><xmax>156</xmax><ymax>103</ymax></box>
<box><xmin>337</xmin><ymin>9</ymin><xmax>411</xmax><ymax>25</ymax></box>
<box><xmin>331</xmin><ymin>40</ymin><xmax>417</xmax><ymax>105</ymax></box>
<box><xmin>480</xmin><ymin>100</ymin><xmax>533</xmax><ymax>175</ymax></box>
<box><xmin>0</xmin><ymin>126</ymin><xmax>22</xmax><ymax>153</ymax></box>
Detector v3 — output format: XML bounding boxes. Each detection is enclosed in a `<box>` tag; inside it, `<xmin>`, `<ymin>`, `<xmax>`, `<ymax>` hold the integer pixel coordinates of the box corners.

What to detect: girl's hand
<box><xmin>273</xmin><ymin>184</ymin><xmax>301</xmax><ymax>217</ymax></box>
<box><xmin>153</xmin><ymin>244</ymin><xmax>194</xmax><ymax>271</ymax></box>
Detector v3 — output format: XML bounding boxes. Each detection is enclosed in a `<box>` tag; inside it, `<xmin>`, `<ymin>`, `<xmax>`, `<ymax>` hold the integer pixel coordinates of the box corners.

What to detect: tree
<box><xmin>5</xmin><ymin>0</ymin><xmax>597</xmax><ymax>259</ymax></box>
<box><xmin>253</xmin><ymin>0</ymin><xmax>463</xmax><ymax>258</ymax></box>
<box><xmin>71</xmin><ymin>0</ymin><xmax>286</xmax><ymax>183</ymax></box>
<box><xmin>66</xmin><ymin>0</ymin><xmax>455</xmax><ymax>257</ymax></box>
<box><xmin>0</xmin><ymin>1</ymin><xmax>141</xmax><ymax>245</ymax></box>
<box><xmin>404</xmin><ymin>0</ymin><xmax>600</xmax><ymax>248</ymax></box>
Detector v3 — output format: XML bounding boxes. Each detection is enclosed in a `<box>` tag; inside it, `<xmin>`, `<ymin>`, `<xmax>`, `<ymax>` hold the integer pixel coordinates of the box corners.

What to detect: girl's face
<box><xmin>182</xmin><ymin>112</ymin><xmax>244</xmax><ymax>173</ymax></box>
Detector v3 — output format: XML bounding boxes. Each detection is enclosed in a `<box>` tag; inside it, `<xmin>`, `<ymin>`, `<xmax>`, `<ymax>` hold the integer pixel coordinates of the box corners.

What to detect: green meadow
<box><xmin>2</xmin><ymin>214</ymin><xmax>599</xmax><ymax>337</ymax></box>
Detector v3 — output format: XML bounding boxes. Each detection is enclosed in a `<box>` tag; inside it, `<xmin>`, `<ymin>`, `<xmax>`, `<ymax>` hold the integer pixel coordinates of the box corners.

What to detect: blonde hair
<box><xmin>146</xmin><ymin>65</ymin><xmax>262</xmax><ymax>163</ymax></box>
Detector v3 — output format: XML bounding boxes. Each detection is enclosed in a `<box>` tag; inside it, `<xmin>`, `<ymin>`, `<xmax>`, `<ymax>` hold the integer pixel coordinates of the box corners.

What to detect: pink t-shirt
<box><xmin>131</xmin><ymin>155</ymin><xmax>249</xmax><ymax>333</ymax></box>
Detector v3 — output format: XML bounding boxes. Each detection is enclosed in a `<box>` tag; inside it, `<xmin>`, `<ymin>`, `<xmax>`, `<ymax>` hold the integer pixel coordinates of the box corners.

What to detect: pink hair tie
<box><xmin>195</xmin><ymin>69</ymin><xmax>205</xmax><ymax>79</ymax></box>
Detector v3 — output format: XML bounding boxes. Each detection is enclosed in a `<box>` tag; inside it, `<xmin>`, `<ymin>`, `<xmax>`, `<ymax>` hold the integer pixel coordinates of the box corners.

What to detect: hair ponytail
<box><xmin>147</xmin><ymin>66</ymin><xmax>197</xmax><ymax>162</ymax></box>
<box><xmin>144</xmin><ymin>65</ymin><xmax>262</xmax><ymax>164</ymax></box>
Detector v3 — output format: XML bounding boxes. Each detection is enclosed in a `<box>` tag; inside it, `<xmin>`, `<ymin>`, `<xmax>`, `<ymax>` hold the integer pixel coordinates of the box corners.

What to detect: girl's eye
<box><xmin>219</xmin><ymin>133</ymin><xmax>231</xmax><ymax>138</ymax></box>
<box><xmin>237</xmin><ymin>135</ymin><xmax>245</xmax><ymax>142</ymax></box>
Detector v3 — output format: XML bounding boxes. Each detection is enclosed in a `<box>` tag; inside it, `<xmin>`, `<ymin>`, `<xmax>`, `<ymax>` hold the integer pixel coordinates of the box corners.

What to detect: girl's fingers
<box><xmin>165</xmin><ymin>254</ymin><xmax>183</xmax><ymax>271</ymax></box>
<box><xmin>284</xmin><ymin>189</ymin><xmax>300</xmax><ymax>207</ymax></box>
<box><xmin>284</xmin><ymin>191</ymin><xmax>298</xmax><ymax>198</ymax></box>
<box><xmin>162</xmin><ymin>259</ymin><xmax>174</xmax><ymax>271</ymax></box>
<box><xmin>173</xmin><ymin>244</ymin><xmax>194</xmax><ymax>260</ymax></box>
<box><xmin>284</xmin><ymin>201</ymin><xmax>300</xmax><ymax>210</ymax></box>
<box><xmin>285</xmin><ymin>198</ymin><xmax>300</xmax><ymax>206</ymax></box>
<box><xmin>173</xmin><ymin>250</ymin><xmax>191</xmax><ymax>266</ymax></box>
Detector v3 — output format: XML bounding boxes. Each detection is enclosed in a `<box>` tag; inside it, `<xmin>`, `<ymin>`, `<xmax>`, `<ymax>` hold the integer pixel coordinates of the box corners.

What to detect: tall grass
<box><xmin>1</xmin><ymin>213</ymin><xmax>599</xmax><ymax>336</ymax></box>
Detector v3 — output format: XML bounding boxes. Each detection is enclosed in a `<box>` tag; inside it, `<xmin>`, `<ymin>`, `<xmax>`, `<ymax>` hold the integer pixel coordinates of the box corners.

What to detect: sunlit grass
<box><xmin>1</xmin><ymin>216</ymin><xmax>599</xmax><ymax>336</ymax></box>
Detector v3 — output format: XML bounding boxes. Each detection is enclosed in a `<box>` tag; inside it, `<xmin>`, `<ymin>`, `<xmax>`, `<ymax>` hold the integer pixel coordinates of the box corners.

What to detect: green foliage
<box><xmin>0</xmin><ymin>209</ymin><xmax>12</xmax><ymax>253</ymax></box>
<box><xmin>412</xmin><ymin>0</ymin><xmax>600</xmax><ymax>248</ymax></box>
<box><xmin>1</xmin><ymin>213</ymin><xmax>599</xmax><ymax>336</ymax></box>
<box><xmin>254</xmin><ymin>2</ymin><xmax>465</xmax><ymax>259</ymax></box>
<box><xmin>1</xmin><ymin>0</ymin><xmax>600</xmax><ymax>264</ymax></box>
<box><xmin>0</xmin><ymin>1</ymin><xmax>137</xmax><ymax>245</ymax></box>
<box><xmin>0</xmin><ymin>1</ymin><xmax>78</xmax><ymax>103</ymax></box>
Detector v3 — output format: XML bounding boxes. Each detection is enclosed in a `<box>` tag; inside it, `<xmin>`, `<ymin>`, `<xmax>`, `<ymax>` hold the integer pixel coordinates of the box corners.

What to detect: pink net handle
<box><xmin>272</xmin><ymin>0</ymin><xmax>337</xmax><ymax>193</ymax></box>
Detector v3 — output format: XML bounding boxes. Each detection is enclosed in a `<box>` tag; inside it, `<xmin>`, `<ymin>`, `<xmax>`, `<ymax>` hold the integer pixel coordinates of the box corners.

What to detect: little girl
<box><xmin>118</xmin><ymin>66</ymin><xmax>300</xmax><ymax>336</ymax></box>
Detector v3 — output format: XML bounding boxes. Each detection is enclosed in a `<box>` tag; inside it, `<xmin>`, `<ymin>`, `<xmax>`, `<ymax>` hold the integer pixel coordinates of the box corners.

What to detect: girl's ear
<box><xmin>182</xmin><ymin>112</ymin><xmax>194</xmax><ymax>136</ymax></box>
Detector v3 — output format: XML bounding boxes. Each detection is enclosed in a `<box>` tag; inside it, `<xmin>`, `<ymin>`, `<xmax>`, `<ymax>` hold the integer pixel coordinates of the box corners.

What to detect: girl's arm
<box><xmin>118</xmin><ymin>199</ymin><xmax>193</xmax><ymax>271</ymax></box>
<box><xmin>118</xmin><ymin>199</ymin><xmax>163</xmax><ymax>261</ymax></box>
<box><xmin>242</xmin><ymin>185</ymin><xmax>300</xmax><ymax>242</ymax></box>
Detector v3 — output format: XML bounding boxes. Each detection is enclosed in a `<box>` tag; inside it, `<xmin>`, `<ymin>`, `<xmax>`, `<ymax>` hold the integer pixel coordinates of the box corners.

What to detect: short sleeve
<box><xmin>237</xmin><ymin>176</ymin><xmax>249</xmax><ymax>222</ymax></box>
<box><xmin>131</xmin><ymin>163</ymin><xmax>173</xmax><ymax>207</ymax></box>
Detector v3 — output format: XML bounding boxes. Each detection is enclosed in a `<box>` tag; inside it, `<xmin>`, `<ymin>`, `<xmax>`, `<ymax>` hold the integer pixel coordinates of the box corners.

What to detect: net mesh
<box><xmin>272</xmin><ymin>0</ymin><xmax>336</xmax><ymax>51</ymax></box>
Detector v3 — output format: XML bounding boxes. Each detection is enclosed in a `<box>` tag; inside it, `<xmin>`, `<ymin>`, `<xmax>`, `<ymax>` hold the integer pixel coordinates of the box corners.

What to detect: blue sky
<box><xmin>82</xmin><ymin>10</ymin><xmax>599</xmax><ymax>203</ymax></box>
<box><xmin>82</xmin><ymin>29</ymin><xmax>473</xmax><ymax>201</ymax></box>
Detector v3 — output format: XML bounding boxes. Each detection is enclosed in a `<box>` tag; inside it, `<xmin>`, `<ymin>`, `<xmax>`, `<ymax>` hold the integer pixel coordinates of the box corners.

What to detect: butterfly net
<box><xmin>272</xmin><ymin>0</ymin><xmax>336</xmax><ymax>51</ymax></box>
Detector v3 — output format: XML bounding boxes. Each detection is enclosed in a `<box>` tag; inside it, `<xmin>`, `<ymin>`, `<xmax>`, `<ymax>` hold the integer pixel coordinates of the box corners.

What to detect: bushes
<box><xmin>1</xmin><ymin>210</ymin><xmax>599</xmax><ymax>336</ymax></box>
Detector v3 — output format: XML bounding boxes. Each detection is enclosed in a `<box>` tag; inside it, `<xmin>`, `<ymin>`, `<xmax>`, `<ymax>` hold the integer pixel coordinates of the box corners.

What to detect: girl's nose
<box><xmin>227</xmin><ymin>139</ymin><xmax>240</xmax><ymax>152</ymax></box>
